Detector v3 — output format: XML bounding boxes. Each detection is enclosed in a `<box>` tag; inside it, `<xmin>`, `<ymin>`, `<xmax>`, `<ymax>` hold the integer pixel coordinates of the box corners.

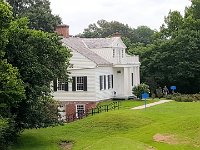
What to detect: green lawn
<box><xmin>12</xmin><ymin>100</ymin><xmax>200</xmax><ymax>150</ymax></box>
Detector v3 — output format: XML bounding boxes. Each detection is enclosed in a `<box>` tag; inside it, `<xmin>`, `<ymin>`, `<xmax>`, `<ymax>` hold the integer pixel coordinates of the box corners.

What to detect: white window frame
<box><xmin>108</xmin><ymin>75</ymin><xmax>112</xmax><ymax>89</ymax></box>
<box><xmin>76</xmin><ymin>104</ymin><xmax>85</xmax><ymax>118</ymax></box>
<box><xmin>76</xmin><ymin>76</ymin><xmax>84</xmax><ymax>91</ymax></box>
<box><xmin>100</xmin><ymin>75</ymin><xmax>108</xmax><ymax>90</ymax></box>
<box><xmin>57</xmin><ymin>80</ymin><xmax>65</xmax><ymax>91</ymax></box>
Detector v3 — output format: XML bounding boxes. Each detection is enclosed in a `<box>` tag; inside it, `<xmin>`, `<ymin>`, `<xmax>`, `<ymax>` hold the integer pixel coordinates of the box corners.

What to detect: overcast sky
<box><xmin>49</xmin><ymin>0</ymin><xmax>191</xmax><ymax>35</ymax></box>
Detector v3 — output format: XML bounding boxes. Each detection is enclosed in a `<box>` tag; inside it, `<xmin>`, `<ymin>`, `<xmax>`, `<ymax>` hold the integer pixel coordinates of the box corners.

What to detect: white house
<box><xmin>53</xmin><ymin>25</ymin><xmax>140</xmax><ymax>119</ymax></box>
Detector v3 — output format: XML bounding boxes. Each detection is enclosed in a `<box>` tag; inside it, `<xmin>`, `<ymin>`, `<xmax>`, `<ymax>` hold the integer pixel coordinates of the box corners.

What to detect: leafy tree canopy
<box><xmin>6</xmin><ymin>0</ymin><xmax>62</xmax><ymax>32</ymax></box>
<box><xmin>5</xmin><ymin>17</ymin><xmax>71</xmax><ymax>129</ymax></box>
<box><xmin>0</xmin><ymin>1</ymin><xmax>25</xmax><ymax>148</ymax></box>
<box><xmin>79</xmin><ymin>19</ymin><xmax>155</xmax><ymax>48</ymax></box>
<box><xmin>140</xmin><ymin>0</ymin><xmax>200</xmax><ymax>93</ymax></box>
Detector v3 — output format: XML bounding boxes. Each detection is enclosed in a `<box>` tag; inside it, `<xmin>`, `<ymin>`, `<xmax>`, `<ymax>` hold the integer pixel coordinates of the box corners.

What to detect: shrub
<box><xmin>132</xmin><ymin>83</ymin><xmax>150</xmax><ymax>99</ymax></box>
<box><xmin>171</xmin><ymin>93</ymin><xmax>200</xmax><ymax>102</ymax></box>
<box><xmin>0</xmin><ymin>118</ymin><xmax>17</xmax><ymax>150</ymax></box>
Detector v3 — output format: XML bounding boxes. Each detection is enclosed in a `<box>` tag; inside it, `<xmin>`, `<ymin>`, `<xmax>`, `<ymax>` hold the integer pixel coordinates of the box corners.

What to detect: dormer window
<box><xmin>113</xmin><ymin>49</ymin><xmax>115</xmax><ymax>58</ymax></box>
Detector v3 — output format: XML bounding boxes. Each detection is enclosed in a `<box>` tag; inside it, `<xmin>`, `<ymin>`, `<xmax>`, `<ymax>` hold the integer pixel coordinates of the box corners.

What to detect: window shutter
<box><xmin>83</xmin><ymin>76</ymin><xmax>87</xmax><ymax>91</ymax></box>
<box><xmin>132</xmin><ymin>73</ymin><xmax>133</xmax><ymax>86</ymax></box>
<box><xmin>100</xmin><ymin>76</ymin><xmax>103</xmax><ymax>90</ymax></box>
<box><xmin>104</xmin><ymin>75</ymin><xmax>106</xmax><ymax>90</ymax></box>
<box><xmin>64</xmin><ymin>82</ymin><xmax>68</xmax><ymax>91</ymax></box>
<box><xmin>72</xmin><ymin>77</ymin><xmax>76</xmax><ymax>91</ymax></box>
<box><xmin>108</xmin><ymin>75</ymin><xmax>110</xmax><ymax>89</ymax></box>
<box><xmin>111</xmin><ymin>75</ymin><xmax>113</xmax><ymax>88</ymax></box>
<box><xmin>53</xmin><ymin>79</ymin><xmax>57</xmax><ymax>91</ymax></box>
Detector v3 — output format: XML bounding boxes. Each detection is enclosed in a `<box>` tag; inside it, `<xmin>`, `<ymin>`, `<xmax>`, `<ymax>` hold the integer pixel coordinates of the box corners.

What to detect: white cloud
<box><xmin>49</xmin><ymin>0</ymin><xmax>191</xmax><ymax>35</ymax></box>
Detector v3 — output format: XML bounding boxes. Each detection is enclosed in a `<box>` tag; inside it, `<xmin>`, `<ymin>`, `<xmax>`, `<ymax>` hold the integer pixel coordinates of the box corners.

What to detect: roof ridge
<box><xmin>62</xmin><ymin>38</ymin><xmax>112</xmax><ymax>66</ymax></box>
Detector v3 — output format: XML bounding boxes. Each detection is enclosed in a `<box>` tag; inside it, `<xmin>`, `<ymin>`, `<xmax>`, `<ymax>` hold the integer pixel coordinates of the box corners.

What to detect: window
<box><xmin>53</xmin><ymin>79</ymin><xmax>68</xmax><ymax>91</ymax></box>
<box><xmin>100</xmin><ymin>75</ymin><xmax>106</xmax><ymax>90</ymax></box>
<box><xmin>113</xmin><ymin>49</ymin><xmax>115</xmax><ymax>58</ymax></box>
<box><xmin>122</xmin><ymin>49</ymin><xmax>124</xmax><ymax>58</ymax></box>
<box><xmin>58</xmin><ymin>80</ymin><xmax>65</xmax><ymax>90</ymax></box>
<box><xmin>108</xmin><ymin>75</ymin><xmax>113</xmax><ymax>89</ymax></box>
<box><xmin>76</xmin><ymin>104</ymin><xmax>85</xmax><ymax>118</ymax></box>
<box><xmin>72</xmin><ymin>76</ymin><xmax>87</xmax><ymax>91</ymax></box>
<box><xmin>100</xmin><ymin>75</ymin><xmax>113</xmax><ymax>90</ymax></box>
<box><xmin>77</xmin><ymin>77</ymin><xmax>84</xmax><ymax>91</ymax></box>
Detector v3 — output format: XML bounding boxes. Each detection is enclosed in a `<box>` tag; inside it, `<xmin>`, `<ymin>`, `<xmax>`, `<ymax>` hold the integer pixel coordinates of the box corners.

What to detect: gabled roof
<box><xmin>62</xmin><ymin>38</ymin><xmax>112</xmax><ymax>66</ymax></box>
<box><xmin>82</xmin><ymin>38</ymin><xmax>113</xmax><ymax>49</ymax></box>
<box><xmin>82</xmin><ymin>37</ymin><xmax>126</xmax><ymax>49</ymax></box>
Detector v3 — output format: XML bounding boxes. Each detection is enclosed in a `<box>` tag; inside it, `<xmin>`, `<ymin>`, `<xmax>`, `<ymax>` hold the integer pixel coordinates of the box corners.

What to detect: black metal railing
<box><xmin>65</xmin><ymin>101</ymin><xmax>120</xmax><ymax>123</ymax></box>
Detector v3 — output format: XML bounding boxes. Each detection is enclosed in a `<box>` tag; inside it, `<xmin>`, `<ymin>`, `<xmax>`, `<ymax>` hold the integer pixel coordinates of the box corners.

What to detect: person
<box><xmin>163</xmin><ymin>86</ymin><xmax>169</xmax><ymax>95</ymax></box>
<box><xmin>156</xmin><ymin>87</ymin><xmax>163</xmax><ymax>99</ymax></box>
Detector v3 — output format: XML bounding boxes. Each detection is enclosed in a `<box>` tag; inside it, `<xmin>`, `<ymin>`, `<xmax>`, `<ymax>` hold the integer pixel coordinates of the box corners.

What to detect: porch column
<box><xmin>123</xmin><ymin>67</ymin><xmax>129</xmax><ymax>95</ymax></box>
<box><xmin>135</xmin><ymin>66</ymin><xmax>140</xmax><ymax>85</ymax></box>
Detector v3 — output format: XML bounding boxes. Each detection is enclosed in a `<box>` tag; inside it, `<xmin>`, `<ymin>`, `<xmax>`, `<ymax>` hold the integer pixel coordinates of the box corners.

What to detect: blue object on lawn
<box><xmin>142</xmin><ymin>92</ymin><xmax>149</xmax><ymax>110</ymax></box>
<box><xmin>142</xmin><ymin>92</ymin><xmax>149</xmax><ymax>99</ymax></box>
<box><xmin>170</xmin><ymin>86</ymin><xmax>176</xmax><ymax>90</ymax></box>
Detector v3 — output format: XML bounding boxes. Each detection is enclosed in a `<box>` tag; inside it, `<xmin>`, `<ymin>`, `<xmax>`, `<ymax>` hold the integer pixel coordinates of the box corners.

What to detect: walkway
<box><xmin>131</xmin><ymin>100</ymin><xmax>173</xmax><ymax>110</ymax></box>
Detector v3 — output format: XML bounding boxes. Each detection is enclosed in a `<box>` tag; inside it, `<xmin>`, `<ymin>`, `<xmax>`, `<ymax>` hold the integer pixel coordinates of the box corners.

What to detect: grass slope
<box><xmin>12</xmin><ymin>100</ymin><xmax>200</xmax><ymax>150</ymax></box>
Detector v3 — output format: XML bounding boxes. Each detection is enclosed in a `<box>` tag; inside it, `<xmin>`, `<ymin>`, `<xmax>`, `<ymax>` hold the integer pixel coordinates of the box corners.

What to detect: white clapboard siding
<box><xmin>90</xmin><ymin>48</ymin><xmax>113</xmax><ymax>63</ymax></box>
<box><xmin>95</xmin><ymin>67</ymin><xmax>114</xmax><ymax>101</ymax></box>
<box><xmin>69</xmin><ymin>50</ymin><xmax>96</xmax><ymax>69</ymax></box>
<box><xmin>53</xmin><ymin>68</ymin><xmax>97</xmax><ymax>102</ymax></box>
<box><xmin>53</xmin><ymin>66</ymin><xmax>140</xmax><ymax>102</ymax></box>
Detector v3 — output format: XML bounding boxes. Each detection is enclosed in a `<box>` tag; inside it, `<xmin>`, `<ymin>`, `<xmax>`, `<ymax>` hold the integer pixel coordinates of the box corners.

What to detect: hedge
<box><xmin>166</xmin><ymin>93</ymin><xmax>200</xmax><ymax>102</ymax></box>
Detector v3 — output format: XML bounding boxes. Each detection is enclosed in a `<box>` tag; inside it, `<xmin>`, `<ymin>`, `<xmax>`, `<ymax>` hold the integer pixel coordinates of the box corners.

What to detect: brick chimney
<box><xmin>112</xmin><ymin>32</ymin><xmax>121</xmax><ymax>37</ymax></box>
<box><xmin>55</xmin><ymin>24</ymin><xmax>69</xmax><ymax>38</ymax></box>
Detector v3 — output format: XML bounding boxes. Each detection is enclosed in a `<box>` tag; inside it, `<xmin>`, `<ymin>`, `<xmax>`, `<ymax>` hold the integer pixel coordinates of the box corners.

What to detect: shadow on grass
<box><xmin>14</xmin><ymin>134</ymin><xmax>49</xmax><ymax>149</ymax></box>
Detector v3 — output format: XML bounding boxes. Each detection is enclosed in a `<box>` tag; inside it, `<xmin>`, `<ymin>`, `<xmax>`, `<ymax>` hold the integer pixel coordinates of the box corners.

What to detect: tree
<box><xmin>6</xmin><ymin>0</ymin><xmax>62</xmax><ymax>32</ymax></box>
<box><xmin>5</xmin><ymin>18</ymin><xmax>71</xmax><ymax>129</ymax></box>
<box><xmin>80</xmin><ymin>19</ymin><xmax>155</xmax><ymax>51</ymax></box>
<box><xmin>141</xmin><ymin>7</ymin><xmax>200</xmax><ymax>93</ymax></box>
<box><xmin>133</xmin><ymin>26</ymin><xmax>155</xmax><ymax>45</ymax></box>
<box><xmin>0</xmin><ymin>0</ymin><xmax>13</xmax><ymax>57</ymax></box>
<box><xmin>0</xmin><ymin>1</ymin><xmax>25</xmax><ymax>148</ymax></box>
<box><xmin>0</xmin><ymin>0</ymin><xmax>25</xmax><ymax>118</ymax></box>
<box><xmin>160</xmin><ymin>10</ymin><xmax>184</xmax><ymax>38</ymax></box>
<box><xmin>80</xmin><ymin>19</ymin><xmax>134</xmax><ymax>38</ymax></box>
<box><xmin>185</xmin><ymin>0</ymin><xmax>200</xmax><ymax>19</ymax></box>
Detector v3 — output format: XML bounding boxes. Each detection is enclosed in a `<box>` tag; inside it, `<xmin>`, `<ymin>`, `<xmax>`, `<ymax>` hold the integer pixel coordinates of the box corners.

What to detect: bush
<box><xmin>0</xmin><ymin>118</ymin><xmax>17</xmax><ymax>150</ymax></box>
<box><xmin>170</xmin><ymin>93</ymin><xmax>200</xmax><ymax>102</ymax></box>
<box><xmin>132</xmin><ymin>83</ymin><xmax>150</xmax><ymax>99</ymax></box>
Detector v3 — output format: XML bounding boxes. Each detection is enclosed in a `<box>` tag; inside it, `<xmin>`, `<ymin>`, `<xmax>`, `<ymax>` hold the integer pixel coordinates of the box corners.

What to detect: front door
<box><xmin>114</xmin><ymin>68</ymin><xmax>124</xmax><ymax>96</ymax></box>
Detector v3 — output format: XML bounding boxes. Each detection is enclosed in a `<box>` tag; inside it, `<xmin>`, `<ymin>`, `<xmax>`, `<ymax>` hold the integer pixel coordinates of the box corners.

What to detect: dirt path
<box><xmin>131</xmin><ymin>100</ymin><xmax>173</xmax><ymax>110</ymax></box>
